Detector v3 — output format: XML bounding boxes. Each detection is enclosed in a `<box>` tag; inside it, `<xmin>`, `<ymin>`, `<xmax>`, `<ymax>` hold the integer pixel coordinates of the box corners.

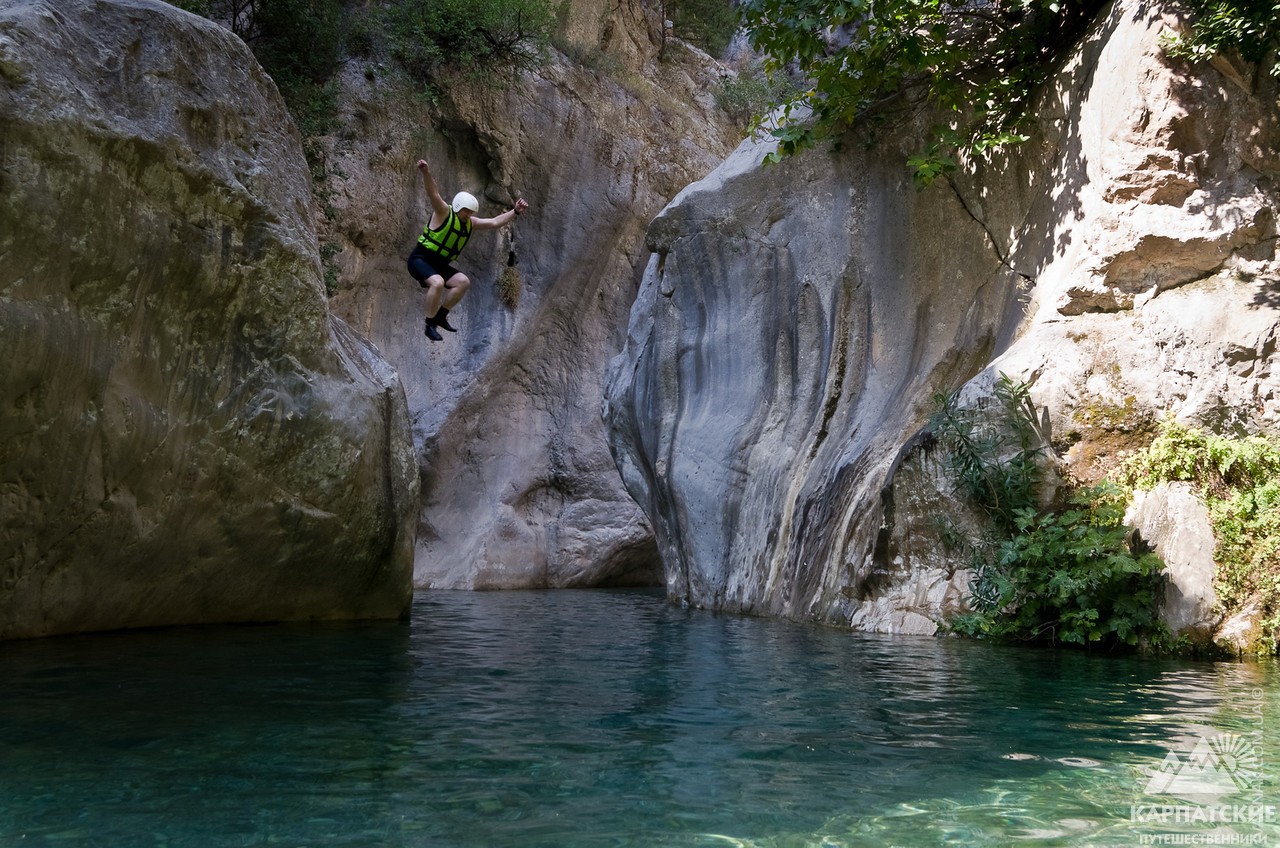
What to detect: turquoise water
<box><xmin>0</xmin><ymin>589</ymin><xmax>1276</xmax><ymax>847</ymax></box>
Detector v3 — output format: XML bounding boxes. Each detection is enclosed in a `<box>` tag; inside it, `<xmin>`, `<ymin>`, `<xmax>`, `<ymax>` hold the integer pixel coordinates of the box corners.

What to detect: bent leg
<box><xmin>442</xmin><ymin>272</ymin><xmax>471</xmax><ymax>309</ymax></box>
<box><xmin>423</xmin><ymin>275</ymin><xmax>445</xmax><ymax>317</ymax></box>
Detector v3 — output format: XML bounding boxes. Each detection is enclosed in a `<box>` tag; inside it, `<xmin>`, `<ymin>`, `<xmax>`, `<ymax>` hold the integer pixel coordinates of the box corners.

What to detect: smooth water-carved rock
<box><xmin>0</xmin><ymin>0</ymin><xmax>417</xmax><ymax>638</ymax></box>
<box><xmin>324</xmin><ymin>7</ymin><xmax>738</xmax><ymax>589</ymax></box>
<box><xmin>605</xmin><ymin>125</ymin><xmax>1022</xmax><ymax>618</ymax></box>
<box><xmin>605</xmin><ymin>0</ymin><xmax>1278</xmax><ymax>633</ymax></box>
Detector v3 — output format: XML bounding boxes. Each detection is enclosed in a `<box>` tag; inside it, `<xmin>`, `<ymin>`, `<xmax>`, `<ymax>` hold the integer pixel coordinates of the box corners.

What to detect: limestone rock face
<box><xmin>968</xmin><ymin>3</ymin><xmax>1280</xmax><ymax>456</ymax></box>
<box><xmin>605</xmin><ymin>0</ymin><xmax>1278</xmax><ymax>630</ymax></box>
<box><xmin>323</xmin><ymin>13</ymin><xmax>738</xmax><ymax>588</ymax></box>
<box><xmin>604</xmin><ymin>124</ymin><xmax>1022</xmax><ymax>617</ymax></box>
<box><xmin>0</xmin><ymin>0</ymin><xmax>418</xmax><ymax>638</ymax></box>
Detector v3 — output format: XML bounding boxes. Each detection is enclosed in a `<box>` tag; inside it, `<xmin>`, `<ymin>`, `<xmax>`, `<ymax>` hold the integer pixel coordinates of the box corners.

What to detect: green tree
<box><xmin>741</xmin><ymin>0</ymin><xmax>1104</xmax><ymax>182</ymax></box>
<box><xmin>389</xmin><ymin>0</ymin><xmax>557</xmax><ymax>83</ymax></box>
<box><xmin>1162</xmin><ymin>0</ymin><xmax>1280</xmax><ymax>77</ymax></box>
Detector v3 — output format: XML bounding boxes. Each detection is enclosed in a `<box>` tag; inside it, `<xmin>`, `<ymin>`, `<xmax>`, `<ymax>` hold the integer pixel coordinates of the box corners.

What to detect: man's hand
<box><xmin>513</xmin><ymin>198</ymin><xmax>529</xmax><ymax>215</ymax></box>
<box><xmin>417</xmin><ymin>159</ymin><xmax>430</xmax><ymax>171</ymax></box>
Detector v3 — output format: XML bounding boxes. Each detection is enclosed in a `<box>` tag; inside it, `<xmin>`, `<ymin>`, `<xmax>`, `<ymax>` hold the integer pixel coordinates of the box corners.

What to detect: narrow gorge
<box><xmin>2</xmin><ymin>0</ymin><xmax>1276</xmax><ymax>653</ymax></box>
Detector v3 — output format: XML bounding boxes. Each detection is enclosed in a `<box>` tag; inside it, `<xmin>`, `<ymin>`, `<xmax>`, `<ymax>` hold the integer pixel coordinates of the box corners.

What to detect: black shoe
<box><xmin>435</xmin><ymin>307</ymin><xmax>457</xmax><ymax>333</ymax></box>
<box><xmin>424</xmin><ymin>316</ymin><xmax>442</xmax><ymax>342</ymax></box>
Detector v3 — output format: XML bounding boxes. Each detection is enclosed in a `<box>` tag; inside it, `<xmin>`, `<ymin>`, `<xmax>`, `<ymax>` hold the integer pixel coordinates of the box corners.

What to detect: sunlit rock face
<box><xmin>605</xmin><ymin>0</ymin><xmax>1278</xmax><ymax>631</ymax></box>
<box><xmin>0</xmin><ymin>0</ymin><xmax>418</xmax><ymax>638</ymax></box>
<box><xmin>604</xmin><ymin>127</ymin><xmax>1023</xmax><ymax>618</ymax></box>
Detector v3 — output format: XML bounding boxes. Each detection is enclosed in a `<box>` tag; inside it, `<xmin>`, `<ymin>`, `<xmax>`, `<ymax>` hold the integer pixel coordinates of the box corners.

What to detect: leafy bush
<box><xmin>1162</xmin><ymin>0</ymin><xmax>1280</xmax><ymax>77</ymax></box>
<box><xmin>931</xmin><ymin>375</ymin><xmax>1047</xmax><ymax>531</ymax></box>
<box><xmin>739</xmin><ymin>0</ymin><xmax>1105</xmax><ymax>182</ymax></box>
<box><xmin>714</xmin><ymin>63</ymin><xmax>801</xmax><ymax>130</ymax></box>
<box><xmin>388</xmin><ymin>0</ymin><xmax>557</xmax><ymax>84</ymax></box>
<box><xmin>1120</xmin><ymin>419</ymin><xmax>1280</xmax><ymax>653</ymax></box>
<box><xmin>951</xmin><ymin>485</ymin><xmax>1167</xmax><ymax>646</ymax></box>
<box><xmin>931</xmin><ymin>375</ymin><xmax>1168</xmax><ymax>649</ymax></box>
<box><xmin>668</xmin><ymin>0</ymin><xmax>743</xmax><ymax>57</ymax></box>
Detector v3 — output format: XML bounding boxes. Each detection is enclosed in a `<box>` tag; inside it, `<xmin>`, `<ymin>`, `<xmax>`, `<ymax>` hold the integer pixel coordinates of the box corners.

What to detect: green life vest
<box><xmin>418</xmin><ymin>209</ymin><xmax>472</xmax><ymax>261</ymax></box>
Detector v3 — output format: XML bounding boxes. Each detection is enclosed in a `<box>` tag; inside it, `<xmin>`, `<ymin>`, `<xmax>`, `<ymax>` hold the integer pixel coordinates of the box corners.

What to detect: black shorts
<box><xmin>407</xmin><ymin>245</ymin><xmax>460</xmax><ymax>288</ymax></box>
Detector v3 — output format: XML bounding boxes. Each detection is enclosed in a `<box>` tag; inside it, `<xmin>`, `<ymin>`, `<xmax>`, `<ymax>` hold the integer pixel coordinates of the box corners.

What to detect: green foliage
<box><xmin>931</xmin><ymin>375</ymin><xmax>1168</xmax><ymax>649</ymax></box>
<box><xmin>740</xmin><ymin>0</ymin><xmax>1104</xmax><ymax>181</ymax></box>
<box><xmin>930</xmin><ymin>375</ymin><xmax>1046</xmax><ymax>532</ymax></box>
<box><xmin>1120</xmin><ymin>419</ymin><xmax>1280</xmax><ymax>653</ymax></box>
<box><xmin>1162</xmin><ymin>0</ymin><xmax>1280</xmax><ymax>77</ymax></box>
<box><xmin>388</xmin><ymin>0</ymin><xmax>557</xmax><ymax>84</ymax></box>
<box><xmin>951</xmin><ymin>485</ymin><xmax>1167</xmax><ymax>646</ymax></box>
<box><xmin>252</xmin><ymin>0</ymin><xmax>343</xmax><ymax>88</ymax></box>
<box><xmin>668</xmin><ymin>0</ymin><xmax>743</xmax><ymax>56</ymax></box>
<box><xmin>714</xmin><ymin>62</ymin><xmax>802</xmax><ymax>130</ymax></box>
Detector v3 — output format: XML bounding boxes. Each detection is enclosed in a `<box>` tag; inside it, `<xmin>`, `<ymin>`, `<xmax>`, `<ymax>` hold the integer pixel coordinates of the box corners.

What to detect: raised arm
<box><xmin>471</xmin><ymin>197</ymin><xmax>530</xmax><ymax>231</ymax></box>
<box><xmin>417</xmin><ymin>159</ymin><xmax>451</xmax><ymax>221</ymax></box>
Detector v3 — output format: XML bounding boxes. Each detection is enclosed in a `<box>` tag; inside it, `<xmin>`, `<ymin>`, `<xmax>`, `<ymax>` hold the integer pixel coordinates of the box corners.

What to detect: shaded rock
<box><xmin>1125</xmin><ymin>483</ymin><xmax>1219</xmax><ymax>637</ymax></box>
<box><xmin>0</xmin><ymin>0</ymin><xmax>417</xmax><ymax>638</ymax></box>
<box><xmin>324</xmin><ymin>12</ymin><xmax>738</xmax><ymax>588</ymax></box>
<box><xmin>975</xmin><ymin>2</ymin><xmax>1279</xmax><ymax>456</ymax></box>
<box><xmin>870</xmin><ymin>3</ymin><xmax>1277</xmax><ymax>630</ymax></box>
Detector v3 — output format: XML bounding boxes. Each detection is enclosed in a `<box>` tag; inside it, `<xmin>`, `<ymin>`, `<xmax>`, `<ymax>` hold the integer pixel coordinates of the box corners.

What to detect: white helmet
<box><xmin>451</xmin><ymin>191</ymin><xmax>480</xmax><ymax>214</ymax></box>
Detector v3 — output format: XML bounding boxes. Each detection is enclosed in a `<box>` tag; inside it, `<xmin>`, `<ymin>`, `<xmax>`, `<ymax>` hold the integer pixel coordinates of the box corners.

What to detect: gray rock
<box><xmin>1216</xmin><ymin>601</ymin><xmax>1265</xmax><ymax>655</ymax></box>
<box><xmin>1125</xmin><ymin>483</ymin><xmax>1219</xmax><ymax>636</ymax></box>
<box><xmin>605</xmin><ymin>117</ymin><xmax>1021</xmax><ymax>617</ymax></box>
<box><xmin>605</xmin><ymin>0</ymin><xmax>1279</xmax><ymax>628</ymax></box>
<box><xmin>323</xmin><ymin>7</ymin><xmax>738</xmax><ymax>589</ymax></box>
<box><xmin>0</xmin><ymin>0</ymin><xmax>417</xmax><ymax>638</ymax></box>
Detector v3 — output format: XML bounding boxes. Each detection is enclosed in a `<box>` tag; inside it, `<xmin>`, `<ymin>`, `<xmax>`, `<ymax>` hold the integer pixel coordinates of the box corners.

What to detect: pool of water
<box><xmin>0</xmin><ymin>589</ymin><xmax>1276</xmax><ymax>847</ymax></box>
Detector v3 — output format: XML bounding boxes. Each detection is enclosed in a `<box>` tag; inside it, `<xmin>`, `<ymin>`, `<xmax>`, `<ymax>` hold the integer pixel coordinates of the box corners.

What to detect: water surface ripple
<box><xmin>1</xmin><ymin>589</ymin><xmax>1276</xmax><ymax>846</ymax></box>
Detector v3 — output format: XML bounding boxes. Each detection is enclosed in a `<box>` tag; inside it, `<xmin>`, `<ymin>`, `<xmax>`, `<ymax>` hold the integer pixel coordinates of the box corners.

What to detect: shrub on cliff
<box><xmin>741</xmin><ymin>0</ymin><xmax>1277</xmax><ymax>183</ymax></box>
<box><xmin>931</xmin><ymin>376</ymin><xmax>1168</xmax><ymax>649</ymax></box>
<box><xmin>388</xmin><ymin>0</ymin><xmax>557</xmax><ymax>84</ymax></box>
<box><xmin>1120</xmin><ymin>420</ymin><xmax>1280</xmax><ymax>654</ymax></box>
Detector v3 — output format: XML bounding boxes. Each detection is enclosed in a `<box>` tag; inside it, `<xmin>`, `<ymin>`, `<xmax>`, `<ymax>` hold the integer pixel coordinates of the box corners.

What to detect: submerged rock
<box><xmin>0</xmin><ymin>0</ymin><xmax>417</xmax><ymax>638</ymax></box>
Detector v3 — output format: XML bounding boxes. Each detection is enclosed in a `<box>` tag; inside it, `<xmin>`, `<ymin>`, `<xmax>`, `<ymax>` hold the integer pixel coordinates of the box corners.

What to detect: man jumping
<box><xmin>407</xmin><ymin>158</ymin><xmax>529</xmax><ymax>341</ymax></box>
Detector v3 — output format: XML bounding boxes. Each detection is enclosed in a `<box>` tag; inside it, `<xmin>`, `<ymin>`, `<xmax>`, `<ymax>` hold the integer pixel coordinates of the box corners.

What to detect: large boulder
<box><xmin>0</xmin><ymin>0</ymin><xmax>418</xmax><ymax>638</ymax></box>
<box><xmin>1126</xmin><ymin>483</ymin><xmax>1219</xmax><ymax>638</ymax></box>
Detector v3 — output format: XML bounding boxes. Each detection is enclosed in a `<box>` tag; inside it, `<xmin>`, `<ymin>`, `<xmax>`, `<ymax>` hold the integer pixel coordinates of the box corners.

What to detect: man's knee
<box><xmin>447</xmin><ymin>273</ymin><xmax>470</xmax><ymax>292</ymax></box>
<box><xmin>424</xmin><ymin>275</ymin><xmax>445</xmax><ymax>291</ymax></box>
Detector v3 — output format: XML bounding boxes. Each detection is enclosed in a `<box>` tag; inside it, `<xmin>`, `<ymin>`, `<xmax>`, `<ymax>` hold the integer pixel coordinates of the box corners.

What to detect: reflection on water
<box><xmin>0</xmin><ymin>589</ymin><xmax>1275</xmax><ymax>847</ymax></box>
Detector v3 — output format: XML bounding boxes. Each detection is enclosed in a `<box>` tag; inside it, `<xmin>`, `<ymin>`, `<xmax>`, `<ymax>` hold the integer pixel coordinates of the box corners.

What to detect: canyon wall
<box><xmin>322</xmin><ymin>0</ymin><xmax>739</xmax><ymax>588</ymax></box>
<box><xmin>0</xmin><ymin>0</ymin><xmax>417</xmax><ymax>638</ymax></box>
<box><xmin>605</xmin><ymin>0</ymin><xmax>1279</xmax><ymax>637</ymax></box>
